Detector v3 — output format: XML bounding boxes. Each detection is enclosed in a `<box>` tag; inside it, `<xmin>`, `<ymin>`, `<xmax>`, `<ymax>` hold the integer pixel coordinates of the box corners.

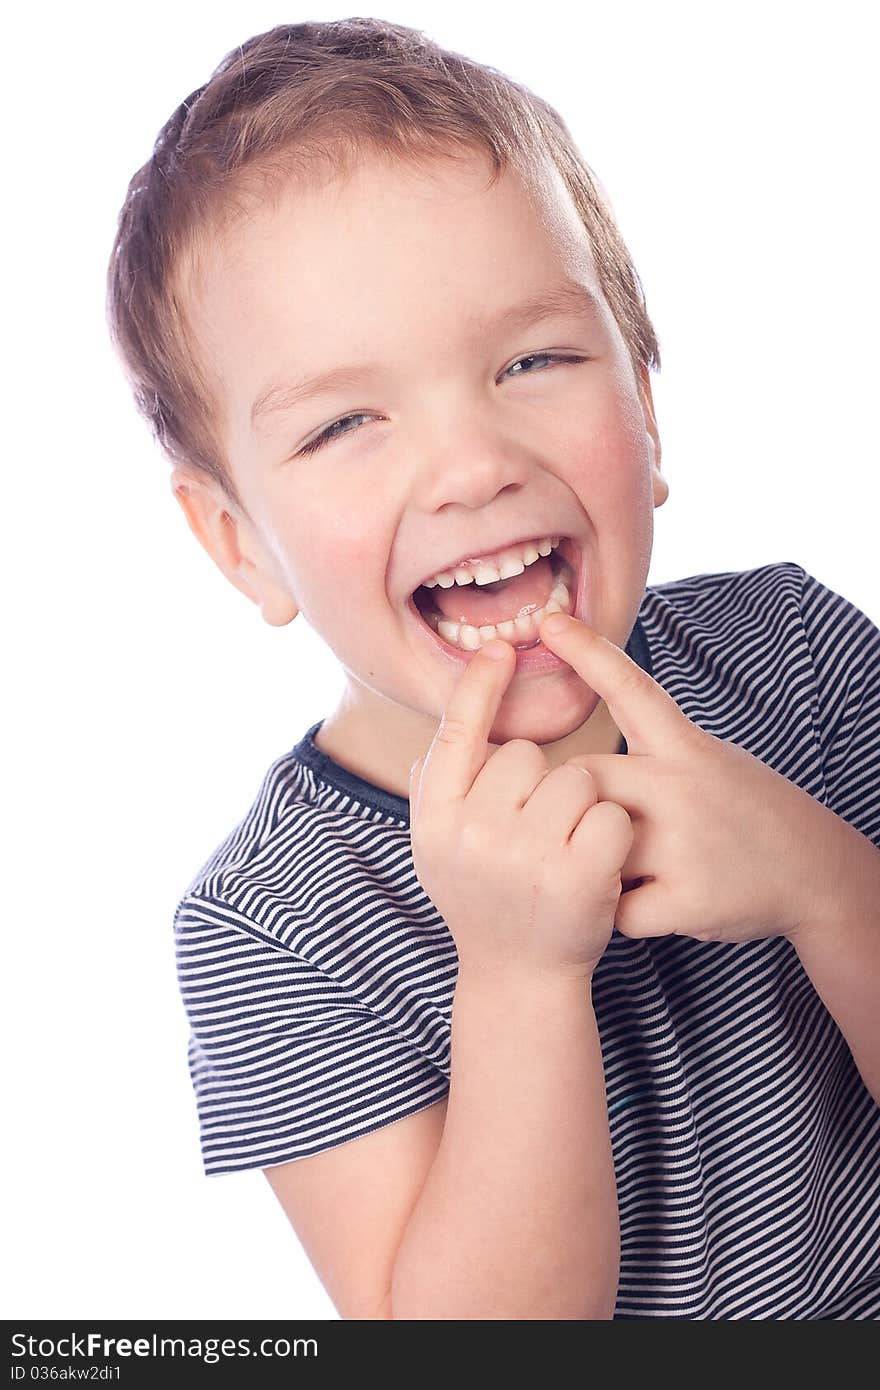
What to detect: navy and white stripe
<box><xmin>174</xmin><ymin>561</ymin><xmax>880</xmax><ymax>1318</ymax></box>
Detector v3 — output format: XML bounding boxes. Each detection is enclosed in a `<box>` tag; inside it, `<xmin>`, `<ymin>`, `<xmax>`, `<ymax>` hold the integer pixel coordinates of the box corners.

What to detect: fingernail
<box><xmin>541</xmin><ymin>613</ymin><xmax>568</xmax><ymax>636</ymax></box>
<box><xmin>482</xmin><ymin>638</ymin><xmax>512</xmax><ymax>661</ymax></box>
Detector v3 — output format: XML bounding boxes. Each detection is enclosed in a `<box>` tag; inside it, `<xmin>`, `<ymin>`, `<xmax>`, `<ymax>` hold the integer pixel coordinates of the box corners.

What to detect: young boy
<box><xmin>107</xmin><ymin>18</ymin><xmax>880</xmax><ymax>1319</ymax></box>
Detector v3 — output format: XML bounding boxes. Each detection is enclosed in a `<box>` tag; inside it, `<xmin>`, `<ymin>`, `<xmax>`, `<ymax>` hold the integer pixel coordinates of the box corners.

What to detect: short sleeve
<box><xmin>799</xmin><ymin>567</ymin><xmax>880</xmax><ymax>848</ymax></box>
<box><xmin>174</xmin><ymin>897</ymin><xmax>450</xmax><ymax>1175</ymax></box>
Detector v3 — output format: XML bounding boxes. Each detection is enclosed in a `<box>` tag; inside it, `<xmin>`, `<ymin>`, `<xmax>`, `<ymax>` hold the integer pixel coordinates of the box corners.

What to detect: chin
<box><xmin>486</xmin><ymin>681</ymin><xmax>601</xmax><ymax>748</ymax></box>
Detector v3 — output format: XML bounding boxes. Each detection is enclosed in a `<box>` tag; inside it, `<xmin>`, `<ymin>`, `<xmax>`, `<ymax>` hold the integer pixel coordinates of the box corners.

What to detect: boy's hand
<box><xmin>409</xmin><ymin>639</ymin><xmax>633</xmax><ymax>978</ymax></box>
<box><xmin>538</xmin><ymin>612</ymin><xmax>854</xmax><ymax>943</ymax></box>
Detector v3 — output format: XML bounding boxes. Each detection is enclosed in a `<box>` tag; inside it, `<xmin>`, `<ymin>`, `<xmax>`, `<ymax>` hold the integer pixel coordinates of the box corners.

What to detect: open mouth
<box><xmin>409</xmin><ymin>536</ymin><xmax>579</xmax><ymax>654</ymax></box>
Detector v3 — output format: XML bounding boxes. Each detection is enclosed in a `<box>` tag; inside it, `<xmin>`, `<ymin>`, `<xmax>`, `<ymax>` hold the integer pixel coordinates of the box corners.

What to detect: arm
<box><xmin>790</xmin><ymin>570</ymin><xmax>880</xmax><ymax>1104</ymax></box>
<box><xmin>267</xmin><ymin>963</ymin><xmax>616</xmax><ymax>1320</ymax></box>
<box><xmin>788</xmin><ymin>813</ymin><xmax>880</xmax><ymax>1104</ymax></box>
<box><xmin>391</xmin><ymin>964</ymin><xmax>617</xmax><ymax>1319</ymax></box>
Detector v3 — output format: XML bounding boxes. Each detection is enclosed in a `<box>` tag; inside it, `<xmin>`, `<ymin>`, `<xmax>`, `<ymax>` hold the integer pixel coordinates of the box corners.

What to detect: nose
<box><xmin>412</xmin><ymin>409</ymin><xmax>531</xmax><ymax>512</ymax></box>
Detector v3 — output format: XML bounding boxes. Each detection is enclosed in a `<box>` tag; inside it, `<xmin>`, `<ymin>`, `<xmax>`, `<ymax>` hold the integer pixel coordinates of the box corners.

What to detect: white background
<box><xmin>4</xmin><ymin>0</ymin><xmax>877</xmax><ymax>1319</ymax></box>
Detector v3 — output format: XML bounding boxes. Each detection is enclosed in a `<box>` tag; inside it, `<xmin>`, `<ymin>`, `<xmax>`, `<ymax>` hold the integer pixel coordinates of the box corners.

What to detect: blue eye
<box><xmin>299</xmin><ymin>412</ymin><xmax>375</xmax><ymax>457</ymax></box>
<box><xmin>297</xmin><ymin>353</ymin><xmax>586</xmax><ymax>457</ymax></box>
<box><xmin>503</xmin><ymin>352</ymin><xmax>583</xmax><ymax>378</ymax></box>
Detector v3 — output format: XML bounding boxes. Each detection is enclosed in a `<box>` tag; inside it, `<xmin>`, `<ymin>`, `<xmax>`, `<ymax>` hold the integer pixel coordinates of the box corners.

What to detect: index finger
<box><xmin>538</xmin><ymin>612</ymin><xmax>691</xmax><ymax>754</ymax></box>
<box><xmin>411</xmin><ymin>638</ymin><xmax>516</xmax><ymax>820</ymax></box>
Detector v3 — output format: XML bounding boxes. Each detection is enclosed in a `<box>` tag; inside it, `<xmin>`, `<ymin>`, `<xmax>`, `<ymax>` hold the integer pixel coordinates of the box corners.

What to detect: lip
<box><xmin>405</xmin><ymin>534</ymin><xmax>588</xmax><ymax>675</ymax></box>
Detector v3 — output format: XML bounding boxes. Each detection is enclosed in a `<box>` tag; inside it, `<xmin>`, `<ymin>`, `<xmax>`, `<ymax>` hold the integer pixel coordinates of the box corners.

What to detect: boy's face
<box><xmin>177</xmin><ymin>147</ymin><xmax>667</xmax><ymax>784</ymax></box>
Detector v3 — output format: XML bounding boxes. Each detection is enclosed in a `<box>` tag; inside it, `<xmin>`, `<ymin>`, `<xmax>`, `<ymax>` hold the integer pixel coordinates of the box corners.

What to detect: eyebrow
<box><xmin>250</xmin><ymin>279</ymin><xmax>602</xmax><ymax>427</ymax></box>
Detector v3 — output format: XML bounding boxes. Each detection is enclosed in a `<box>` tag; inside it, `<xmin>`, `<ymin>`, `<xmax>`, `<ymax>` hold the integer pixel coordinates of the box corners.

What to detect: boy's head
<box><xmin>107</xmin><ymin>18</ymin><xmax>668</xmax><ymax>766</ymax></box>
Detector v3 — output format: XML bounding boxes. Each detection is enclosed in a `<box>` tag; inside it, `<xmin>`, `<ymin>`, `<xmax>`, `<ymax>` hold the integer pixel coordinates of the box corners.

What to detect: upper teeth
<box><xmin>422</xmin><ymin>536</ymin><xmax>560</xmax><ymax>588</ymax></box>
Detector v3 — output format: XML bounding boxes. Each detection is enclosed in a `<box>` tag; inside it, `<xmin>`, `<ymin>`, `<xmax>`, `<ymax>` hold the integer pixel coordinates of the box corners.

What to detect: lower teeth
<box><xmin>421</xmin><ymin>574</ymin><xmax>571</xmax><ymax>652</ymax></box>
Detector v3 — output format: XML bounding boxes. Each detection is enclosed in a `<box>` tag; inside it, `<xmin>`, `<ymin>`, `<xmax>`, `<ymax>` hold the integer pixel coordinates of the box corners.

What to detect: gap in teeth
<box><xmin>423</xmin><ymin>570</ymin><xmax>572</xmax><ymax>651</ymax></box>
<box><xmin>423</xmin><ymin>535</ymin><xmax>560</xmax><ymax>589</ymax></box>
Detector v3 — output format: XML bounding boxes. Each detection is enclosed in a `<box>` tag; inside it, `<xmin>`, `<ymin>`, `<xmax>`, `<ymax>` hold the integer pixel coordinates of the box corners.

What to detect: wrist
<box><xmin>787</xmin><ymin>814</ymin><xmax>880</xmax><ymax>948</ymax></box>
<box><xmin>455</xmin><ymin>956</ymin><xmax>599</xmax><ymax>997</ymax></box>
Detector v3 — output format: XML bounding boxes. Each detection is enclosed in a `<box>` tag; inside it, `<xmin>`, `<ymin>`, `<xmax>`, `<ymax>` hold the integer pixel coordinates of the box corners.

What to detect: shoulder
<box><xmin>640</xmin><ymin>558</ymin><xmax>807</xmax><ymax>630</ymax></box>
<box><xmin>642</xmin><ymin>560</ymin><xmax>877</xmax><ymax>644</ymax></box>
<box><xmin>638</xmin><ymin>559</ymin><xmax>878</xmax><ymax>681</ymax></box>
<box><xmin>636</xmin><ymin>560</ymin><xmax>809</xmax><ymax>696</ymax></box>
<box><xmin>637</xmin><ymin>560</ymin><xmax>880</xmax><ymax>783</ymax></box>
<box><xmin>634</xmin><ymin>557</ymin><xmax>878</xmax><ymax>664</ymax></box>
<box><xmin>172</xmin><ymin>743</ymin><xmax>453</xmax><ymax>1176</ymax></box>
<box><xmin>173</xmin><ymin>738</ymin><xmax>427</xmax><ymax>965</ymax></box>
<box><xmin>635</xmin><ymin>561</ymin><xmax>852</xmax><ymax>742</ymax></box>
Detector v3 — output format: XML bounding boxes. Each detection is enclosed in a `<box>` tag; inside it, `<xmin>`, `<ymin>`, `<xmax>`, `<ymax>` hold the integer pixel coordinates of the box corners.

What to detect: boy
<box><xmin>107</xmin><ymin>18</ymin><xmax>880</xmax><ymax>1318</ymax></box>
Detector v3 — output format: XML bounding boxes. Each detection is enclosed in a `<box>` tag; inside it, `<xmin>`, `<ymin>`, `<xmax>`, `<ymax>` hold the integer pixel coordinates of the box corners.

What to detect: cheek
<box><xmin>568</xmin><ymin>385</ymin><xmax>654</xmax><ymax>508</ymax></box>
<box><xmin>277</xmin><ymin>486</ymin><xmax>394</xmax><ymax>622</ymax></box>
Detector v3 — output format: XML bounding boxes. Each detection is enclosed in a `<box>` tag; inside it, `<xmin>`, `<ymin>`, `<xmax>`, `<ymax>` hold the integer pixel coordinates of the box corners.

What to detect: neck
<box><xmin>313</xmin><ymin>687</ymin><xmax>623</xmax><ymax>803</ymax></box>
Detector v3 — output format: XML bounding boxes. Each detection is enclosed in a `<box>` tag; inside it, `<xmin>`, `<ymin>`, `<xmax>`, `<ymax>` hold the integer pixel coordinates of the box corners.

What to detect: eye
<box><xmin>298</xmin><ymin>411</ymin><xmax>377</xmax><ymax>457</ymax></box>
<box><xmin>503</xmin><ymin>352</ymin><xmax>587</xmax><ymax>379</ymax></box>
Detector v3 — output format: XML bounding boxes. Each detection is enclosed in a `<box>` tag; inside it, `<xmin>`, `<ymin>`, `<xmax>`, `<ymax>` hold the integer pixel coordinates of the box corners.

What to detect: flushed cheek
<box><xmin>563</xmin><ymin>400</ymin><xmax>656</xmax><ymax>622</ymax></box>
<box><xmin>584</xmin><ymin>434</ymin><xmax>655</xmax><ymax>570</ymax></box>
<box><xmin>290</xmin><ymin>522</ymin><xmax>396</xmax><ymax>637</ymax></box>
<box><xmin>571</xmin><ymin>389</ymin><xmax>656</xmax><ymax>513</ymax></box>
<box><xmin>283</xmin><ymin>469</ymin><xmax>400</xmax><ymax>608</ymax></box>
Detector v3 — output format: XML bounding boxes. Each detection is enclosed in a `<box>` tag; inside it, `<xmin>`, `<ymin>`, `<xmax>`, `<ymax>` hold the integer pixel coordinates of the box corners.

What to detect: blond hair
<box><xmin>107</xmin><ymin>17</ymin><xmax>660</xmax><ymax>513</ymax></box>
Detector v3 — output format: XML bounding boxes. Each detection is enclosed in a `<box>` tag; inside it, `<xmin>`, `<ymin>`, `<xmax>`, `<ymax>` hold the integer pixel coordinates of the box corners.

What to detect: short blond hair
<box><xmin>107</xmin><ymin>18</ymin><xmax>660</xmax><ymax>513</ymax></box>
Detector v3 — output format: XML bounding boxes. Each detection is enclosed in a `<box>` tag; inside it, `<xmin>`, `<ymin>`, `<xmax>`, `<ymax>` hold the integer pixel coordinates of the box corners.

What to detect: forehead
<box><xmin>190</xmin><ymin>145</ymin><xmax>597</xmax><ymax>318</ymax></box>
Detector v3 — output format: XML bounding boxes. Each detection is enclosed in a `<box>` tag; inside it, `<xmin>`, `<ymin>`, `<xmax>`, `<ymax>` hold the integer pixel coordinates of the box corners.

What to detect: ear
<box><xmin>170</xmin><ymin>468</ymin><xmax>298</xmax><ymax>627</ymax></box>
<box><xmin>635</xmin><ymin>363</ymin><xmax>669</xmax><ymax>509</ymax></box>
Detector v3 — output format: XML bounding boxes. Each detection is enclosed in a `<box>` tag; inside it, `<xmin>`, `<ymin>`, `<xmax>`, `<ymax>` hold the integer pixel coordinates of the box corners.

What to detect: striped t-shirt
<box><xmin>174</xmin><ymin>561</ymin><xmax>880</xmax><ymax>1319</ymax></box>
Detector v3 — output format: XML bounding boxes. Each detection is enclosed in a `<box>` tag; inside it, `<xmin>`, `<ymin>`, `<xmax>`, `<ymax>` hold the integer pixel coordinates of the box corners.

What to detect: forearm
<box><xmin>390</xmin><ymin>965</ymin><xmax>618</xmax><ymax>1320</ymax></box>
<box><xmin>792</xmin><ymin>816</ymin><xmax>880</xmax><ymax>1103</ymax></box>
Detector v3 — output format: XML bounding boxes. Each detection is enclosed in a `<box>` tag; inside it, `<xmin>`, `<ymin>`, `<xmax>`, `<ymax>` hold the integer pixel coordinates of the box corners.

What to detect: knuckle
<box><xmin>583</xmin><ymin>798</ymin><xmax>632</xmax><ymax>841</ymax></box>
<box><xmin>617</xmin><ymin>662</ymin><xmax>646</xmax><ymax>699</ymax></box>
<box><xmin>563</xmin><ymin>757</ymin><xmax>595</xmax><ymax>781</ymax></box>
<box><xmin>457</xmin><ymin>816</ymin><xmax>493</xmax><ymax>857</ymax></box>
<box><xmin>503</xmin><ymin>738</ymin><xmax>546</xmax><ymax>771</ymax></box>
<box><xmin>503</xmin><ymin>737</ymin><xmax>539</xmax><ymax>757</ymax></box>
<box><xmin>605</xmin><ymin>800</ymin><xmax>635</xmax><ymax>846</ymax></box>
<box><xmin>435</xmin><ymin>716</ymin><xmax>472</xmax><ymax>746</ymax></box>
